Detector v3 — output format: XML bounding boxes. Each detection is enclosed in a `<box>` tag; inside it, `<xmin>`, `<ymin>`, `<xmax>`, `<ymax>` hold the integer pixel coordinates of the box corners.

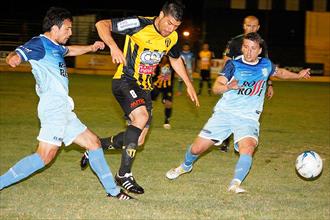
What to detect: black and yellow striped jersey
<box><xmin>153</xmin><ymin>63</ymin><xmax>174</xmax><ymax>89</ymax></box>
<box><xmin>111</xmin><ymin>16</ymin><xmax>180</xmax><ymax>90</ymax></box>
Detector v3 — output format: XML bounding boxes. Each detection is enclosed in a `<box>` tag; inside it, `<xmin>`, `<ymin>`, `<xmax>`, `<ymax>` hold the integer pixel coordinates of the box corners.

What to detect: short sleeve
<box><xmin>167</xmin><ymin>41</ymin><xmax>180</xmax><ymax>58</ymax></box>
<box><xmin>15</xmin><ymin>37</ymin><xmax>45</xmax><ymax>61</ymax></box>
<box><xmin>220</xmin><ymin>60</ymin><xmax>235</xmax><ymax>80</ymax></box>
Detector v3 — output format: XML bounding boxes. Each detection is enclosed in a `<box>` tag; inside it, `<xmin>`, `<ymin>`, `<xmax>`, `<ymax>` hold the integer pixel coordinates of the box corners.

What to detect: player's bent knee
<box><xmin>36</xmin><ymin>148</ymin><xmax>58</xmax><ymax>165</ymax></box>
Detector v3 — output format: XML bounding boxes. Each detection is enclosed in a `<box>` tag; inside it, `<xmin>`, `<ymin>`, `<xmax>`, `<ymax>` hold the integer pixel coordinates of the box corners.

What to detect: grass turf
<box><xmin>0</xmin><ymin>72</ymin><xmax>329</xmax><ymax>219</ymax></box>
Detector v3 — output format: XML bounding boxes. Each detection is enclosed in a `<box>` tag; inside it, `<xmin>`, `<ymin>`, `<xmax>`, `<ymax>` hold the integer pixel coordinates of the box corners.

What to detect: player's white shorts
<box><xmin>37</xmin><ymin>95</ymin><xmax>87</xmax><ymax>146</ymax></box>
<box><xmin>198</xmin><ymin>111</ymin><xmax>259</xmax><ymax>151</ymax></box>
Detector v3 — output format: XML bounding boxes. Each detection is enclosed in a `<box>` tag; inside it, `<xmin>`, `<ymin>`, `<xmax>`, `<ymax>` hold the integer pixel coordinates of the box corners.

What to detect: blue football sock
<box><xmin>182</xmin><ymin>145</ymin><xmax>198</xmax><ymax>171</ymax></box>
<box><xmin>88</xmin><ymin>148</ymin><xmax>120</xmax><ymax>196</ymax></box>
<box><xmin>233</xmin><ymin>154</ymin><xmax>252</xmax><ymax>183</ymax></box>
<box><xmin>0</xmin><ymin>153</ymin><xmax>45</xmax><ymax>190</ymax></box>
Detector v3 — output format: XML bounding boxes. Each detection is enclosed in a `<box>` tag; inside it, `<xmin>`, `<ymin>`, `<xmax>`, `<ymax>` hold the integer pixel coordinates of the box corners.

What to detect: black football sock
<box><xmin>119</xmin><ymin>125</ymin><xmax>142</xmax><ymax>176</ymax></box>
<box><xmin>164</xmin><ymin>108</ymin><xmax>172</xmax><ymax>124</ymax></box>
<box><xmin>100</xmin><ymin>132</ymin><xmax>124</xmax><ymax>150</ymax></box>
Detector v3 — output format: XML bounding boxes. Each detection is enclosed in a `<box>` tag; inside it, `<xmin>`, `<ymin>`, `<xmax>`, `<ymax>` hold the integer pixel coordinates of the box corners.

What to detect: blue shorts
<box><xmin>37</xmin><ymin>95</ymin><xmax>87</xmax><ymax>147</ymax></box>
<box><xmin>198</xmin><ymin>111</ymin><xmax>259</xmax><ymax>151</ymax></box>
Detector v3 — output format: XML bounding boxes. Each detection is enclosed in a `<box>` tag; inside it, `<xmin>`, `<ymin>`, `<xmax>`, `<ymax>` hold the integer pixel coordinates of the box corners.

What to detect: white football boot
<box><xmin>166</xmin><ymin>164</ymin><xmax>192</xmax><ymax>180</ymax></box>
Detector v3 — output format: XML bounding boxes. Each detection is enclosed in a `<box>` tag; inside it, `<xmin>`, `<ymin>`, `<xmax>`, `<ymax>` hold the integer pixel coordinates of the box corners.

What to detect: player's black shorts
<box><xmin>200</xmin><ymin>69</ymin><xmax>211</xmax><ymax>81</ymax></box>
<box><xmin>151</xmin><ymin>86</ymin><xmax>173</xmax><ymax>103</ymax></box>
<box><xmin>112</xmin><ymin>79</ymin><xmax>152</xmax><ymax>127</ymax></box>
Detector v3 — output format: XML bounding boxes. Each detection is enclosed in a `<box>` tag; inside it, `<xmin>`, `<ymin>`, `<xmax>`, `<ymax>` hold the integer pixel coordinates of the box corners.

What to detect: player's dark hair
<box><xmin>42</xmin><ymin>7</ymin><xmax>73</xmax><ymax>32</ymax></box>
<box><xmin>162</xmin><ymin>0</ymin><xmax>185</xmax><ymax>21</ymax></box>
<box><xmin>244</xmin><ymin>32</ymin><xmax>264</xmax><ymax>47</ymax></box>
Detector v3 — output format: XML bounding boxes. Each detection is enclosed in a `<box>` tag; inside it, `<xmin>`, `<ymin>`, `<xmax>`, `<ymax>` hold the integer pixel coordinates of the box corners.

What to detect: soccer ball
<box><xmin>295</xmin><ymin>151</ymin><xmax>323</xmax><ymax>179</ymax></box>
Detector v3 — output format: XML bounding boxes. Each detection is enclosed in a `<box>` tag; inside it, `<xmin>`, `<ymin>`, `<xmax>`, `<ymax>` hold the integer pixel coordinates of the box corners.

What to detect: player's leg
<box><xmin>228</xmin><ymin>137</ymin><xmax>256</xmax><ymax>194</ymax></box>
<box><xmin>198</xmin><ymin>71</ymin><xmax>204</xmax><ymax>95</ymax></box>
<box><xmin>163</xmin><ymin>87</ymin><xmax>173</xmax><ymax>129</ymax></box>
<box><xmin>206</xmin><ymin>70</ymin><xmax>212</xmax><ymax>95</ymax></box>
<box><xmin>0</xmin><ymin>141</ymin><xmax>58</xmax><ymax>190</ymax></box>
<box><xmin>228</xmin><ymin>119</ymin><xmax>259</xmax><ymax>193</ymax></box>
<box><xmin>177</xmin><ymin>77</ymin><xmax>183</xmax><ymax>96</ymax></box>
<box><xmin>111</xmin><ymin>80</ymin><xmax>151</xmax><ymax>194</ymax></box>
<box><xmin>71</xmin><ymin>125</ymin><xmax>134</xmax><ymax>200</ymax></box>
<box><xmin>166</xmin><ymin>137</ymin><xmax>215</xmax><ymax>179</ymax></box>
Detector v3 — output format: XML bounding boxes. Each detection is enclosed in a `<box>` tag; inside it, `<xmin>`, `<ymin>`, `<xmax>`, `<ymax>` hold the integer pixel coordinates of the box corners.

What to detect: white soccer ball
<box><xmin>295</xmin><ymin>151</ymin><xmax>323</xmax><ymax>179</ymax></box>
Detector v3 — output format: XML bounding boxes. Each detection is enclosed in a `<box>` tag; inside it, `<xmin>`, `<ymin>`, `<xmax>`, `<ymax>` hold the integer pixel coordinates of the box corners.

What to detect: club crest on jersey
<box><xmin>165</xmin><ymin>38</ymin><xmax>171</xmax><ymax>47</ymax></box>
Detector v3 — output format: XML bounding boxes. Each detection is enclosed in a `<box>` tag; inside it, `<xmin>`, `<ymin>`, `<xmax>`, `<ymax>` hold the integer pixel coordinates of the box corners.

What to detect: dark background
<box><xmin>1</xmin><ymin>0</ymin><xmax>326</xmax><ymax>68</ymax></box>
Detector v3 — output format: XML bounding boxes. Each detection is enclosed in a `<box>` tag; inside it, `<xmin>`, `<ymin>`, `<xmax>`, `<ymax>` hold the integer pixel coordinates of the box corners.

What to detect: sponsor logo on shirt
<box><xmin>59</xmin><ymin>62</ymin><xmax>68</xmax><ymax>78</ymax></box>
<box><xmin>117</xmin><ymin>18</ymin><xmax>140</xmax><ymax>31</ymax></box>
<box><xmin>238</xmin><ymin>80</ymin><xmax>265</xmax><ymax>96</ymax></box>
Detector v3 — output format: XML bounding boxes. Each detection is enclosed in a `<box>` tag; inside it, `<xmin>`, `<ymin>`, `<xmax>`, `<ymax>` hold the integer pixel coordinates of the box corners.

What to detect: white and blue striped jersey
<box><xmin>214</xmin><ymin>56</ymin><xmax>276</xmax><ymax>121</ymax></box>
<box><xmin>15</xmin><ymin>34</ymin><xmax>69</xmax><ymax>97</ymax></box>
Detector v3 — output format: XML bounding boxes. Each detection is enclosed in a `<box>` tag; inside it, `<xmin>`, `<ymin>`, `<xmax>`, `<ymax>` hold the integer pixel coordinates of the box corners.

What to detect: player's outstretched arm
<box><xmin>95</xmin><ymin>19</ymin><xmax>126</xmax><ymax>65</ymax></box>
<box><xmin>169</xmin><ymin>56</ymin><xmax>200</xmax><ymax>106</ymax></box>
<box><xmin>66</xmin><ymin>41</ymin><xmax>105</xmax><ymax>57</ymax></box>
<box><xmin>273</xmin><ymin>67</ymin><xmax>311</xmax><ymax>80</ymax></box>
<box><xmin>213</xmin><ymin>76</ymin><xmax>240</xmax><ymax>95</ymax></box>
<box><xmin>6</xmin><ymin>52</ymin><xmax>22</xmax><ymax>68</ymax></box>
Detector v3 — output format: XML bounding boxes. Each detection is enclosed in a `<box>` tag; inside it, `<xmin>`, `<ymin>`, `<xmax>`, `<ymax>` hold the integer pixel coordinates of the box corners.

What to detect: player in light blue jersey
<box><xmin>177</xmin><ymin>43</ymin><xmax>195</xmax><ymax>96</ymax></box>
<box><xmin>166</xmin><ymin>32</ymin><xmax>311</xmax><ymax>193</ymax></box>
<box><xmin>1</xmin><ymin>7</ymin><xmax>133</xmax><ymax>200</ymax></box>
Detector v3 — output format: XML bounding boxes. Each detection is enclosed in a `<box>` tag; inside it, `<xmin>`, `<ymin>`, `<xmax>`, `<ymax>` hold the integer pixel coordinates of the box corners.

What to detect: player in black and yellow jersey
<box><xmin>151</xmin><ymin>55</ymin><xmax>175</xmax><ymax>129</ymax></box>
<box><xmin>80</xmin><ymin>1</ymin><xmax>199</xmax><ymax>194</ymax></box>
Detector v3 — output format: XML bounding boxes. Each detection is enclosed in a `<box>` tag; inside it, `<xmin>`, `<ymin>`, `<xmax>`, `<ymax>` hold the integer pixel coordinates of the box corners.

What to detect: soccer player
<box><xmin>80</xmin><ymin>0</ymin><xmax>199</xmax><ymax>194</ymax></box>
<box><xmin>177</xmin><ymin>43</ymin><xmax>195</xmax><ymax>96</ymax></box>
<box><xmin>166</xmin><ymin>32</ymin><xmax>311</xmax><ymax>193</ymax></box>
<box><xmin>198</xmin><ymin>43</ymin><xmax>214</xmax><ymax>96</ymax></box>
<box><xmin>0</xmin><ymin>7</ymin><xmax>133</xmax><ymax>200</ymax></box>
<box><xmin>220</xmin><ymin>15</ymin><xmax>274</xmax><ymax>152</ymax></box>
<box><xmin>151</xmin><ymin>55</ymin><xmax>175</xmax><ymax>129</ymax></box>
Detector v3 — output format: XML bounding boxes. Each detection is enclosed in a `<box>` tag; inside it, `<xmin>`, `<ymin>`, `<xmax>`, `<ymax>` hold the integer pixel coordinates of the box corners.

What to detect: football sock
<box><xmin>88</xmin><ymin>148</ymin><xmax>120</xmax><ymax>196</ymax></box>
<box><xmin>233</xmin><ymin>154</ymin><xmax>252</xmax><ymax>183</ymax></box>
<box><xmin>119</xmin><ymin>125</ymin><xmax>142</xmax><ymax>176</ymax></box>
<box><xmin>164</xmin><ymin>108</ymin><xmax>172</xmax><ymax>124</ymax></box>
<box><xmin>182</xmin><ymin>145</ymin><xmax>198</xmax><ymax>171</ymax></box>
<box><xmin>100</xmin><ymin>132</ymin><xmax>124</xmax><ymax>150</ymax></box>
<box><xmin>0</xmin><ymin>153</ymin><xmax>45</xmax><ymax>190</ymax></box>
<box><xmin>198</xmin><ymin>80</ymin><xmax>203</xmax><ymax>94</ymax></box>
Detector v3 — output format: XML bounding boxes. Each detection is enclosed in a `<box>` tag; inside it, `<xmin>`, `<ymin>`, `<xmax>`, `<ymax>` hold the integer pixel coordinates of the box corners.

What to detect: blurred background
<box><xmin>0</xmin><ymin>0</ymin><xmax>329</xmax><ymax>76</ymax></box>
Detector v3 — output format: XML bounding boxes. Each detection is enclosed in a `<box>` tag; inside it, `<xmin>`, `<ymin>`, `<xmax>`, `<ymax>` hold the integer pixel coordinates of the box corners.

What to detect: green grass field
<box><xmin>0</xmin><ymin>72</ymin><xmax>329</xmax><ymax>219</ymax></box>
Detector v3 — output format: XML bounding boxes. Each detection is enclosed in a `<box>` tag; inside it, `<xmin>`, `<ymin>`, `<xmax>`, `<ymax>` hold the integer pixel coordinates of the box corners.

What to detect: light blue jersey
<box><xmin>15</xmin><ymin>34</ymin><xmax>69</xmax><ymax>97</ymax></box>
<box><xmin>215</xmin><ymin>57</ymin><xmax>276</xmax><ymax>121</ymax></box>
<box><xmin>15</xmin><ymin>35</ymin><xmax>86</xmax><ymax>146</ymax></box>
<box><xmin>180</xmin><ymin>51</ymin><xmax>194</xmax><ymax>70</ymax></box>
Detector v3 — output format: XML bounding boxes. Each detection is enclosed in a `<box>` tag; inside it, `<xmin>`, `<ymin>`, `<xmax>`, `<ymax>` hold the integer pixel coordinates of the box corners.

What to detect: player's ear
<box><xmin>159</xmin><ymin>11</ymin><xmax>164</xmax><ymax>19</ymax></box>
<box><xmin>258</xmin><ymin>47</ymin><xmax>262</xmax><ymax>55</ymax></box>
<box><xmin>50</xmin><ymin>25</ymin><xmax>59</xmax><ymax>32</ymax></box>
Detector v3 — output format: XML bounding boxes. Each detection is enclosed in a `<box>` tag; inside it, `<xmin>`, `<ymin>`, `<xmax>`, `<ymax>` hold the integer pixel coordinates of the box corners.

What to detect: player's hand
<box><xmin>266</xmin><ymin>85</ymin><xmax>274</xmax><ymax>100</ymax></box>
<box><xmin>298</xmin><ymin>68</ymin><xmax>311</xmax><ymax>79</ymax></box>
<box><xmin>91</xmin><ymin>41</ymin><xmax>105</xmax><ymax>52</ymax></box>
<box><xmin>227</xmin><ymin>79</ymin><xmax>242</xmax><ymax>90</ymax></box>
<box><xmin>6</xmin><ymin>53</ymin><xmax>21</xmax><ymax>68</ymax></box>
<box><xmin>110</xmin><ymin>46</ymin><xmax>126</xmax><ymax>65</ymax></box>
<box><xmin>187</xmin><ymin>85</ymin><xmax>200</xmax><ymax>107</ymax></box>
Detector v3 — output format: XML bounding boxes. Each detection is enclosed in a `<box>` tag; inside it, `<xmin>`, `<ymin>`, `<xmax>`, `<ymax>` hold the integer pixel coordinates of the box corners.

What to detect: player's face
<box><xmin>56</xmin><ymin>19</ymin><xmax>72</xmax><ymax>44</ymax></box>
<box><xmin>243</xmin><ymin>18</ymin><xmax>260</xmax><ymax>34</ymax></box>
<box><xmin>157</xmin><ymin>12</ymin><xmax>181</xmax><ymax>37</ymax></box>
<box><xmin>202</xmin><ymin>43</ymin><xmax>209</xmax><ymax>50</ymax></box>
<box><xmin>241</xmin><ymin>39</ymin><xmax>262</xmax><ymax>62</ymax></box>
<box><xmin>183</xmin><ymin>44</ymin><xmax>190</xmax><ymax>51</ymax></box>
